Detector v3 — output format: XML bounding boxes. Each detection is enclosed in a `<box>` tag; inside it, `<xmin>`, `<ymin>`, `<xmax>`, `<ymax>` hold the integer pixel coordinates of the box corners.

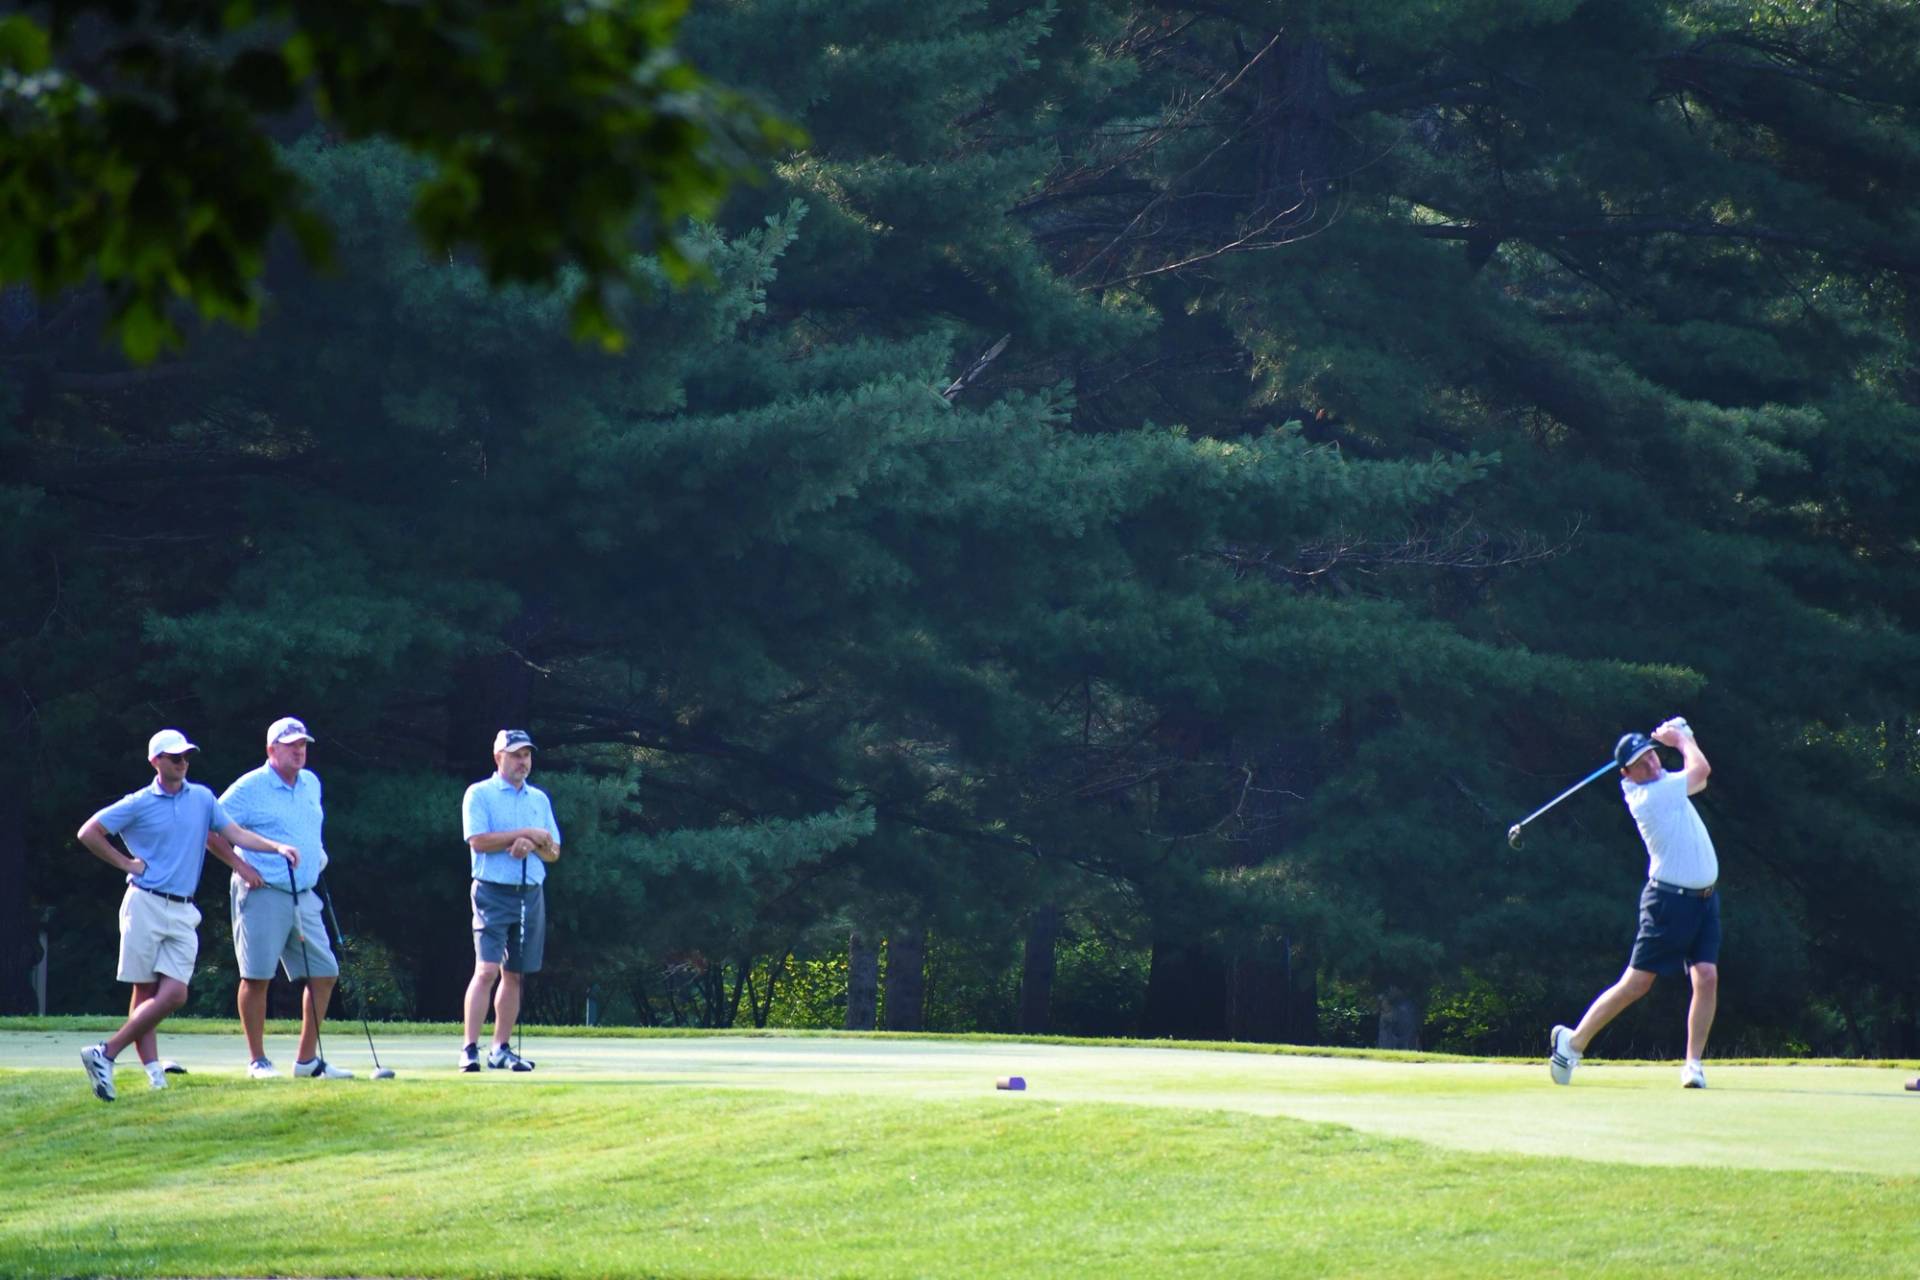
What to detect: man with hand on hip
<box><xmin>1550</xmin><ymin>717</ymin><xmax>1721</xmax><ymax>1089</ymax></box>
<box><xmin>75</xmin><ymin>729</ymin><xmax>300</xmax><ymax>1102</ymax></box>
<box><xmin>208</xmin><ymin>716</ymin><xmax>353</xmax><ymax>1081</ymax></box>
<box><xmin>459</xmin><ymin>729</ymin><xmax>560</xmax><ymax>1073</ymax></box>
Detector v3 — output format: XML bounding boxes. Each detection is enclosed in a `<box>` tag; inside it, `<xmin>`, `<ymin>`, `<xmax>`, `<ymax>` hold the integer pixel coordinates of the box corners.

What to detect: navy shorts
<box><xmin>1628</xmin><ymin>880</ymin><xmax>1720</xmax><ymax>976</ymax></box>
<box><xmin>471</xmin><ymin>880</ymin><xmax>545</xmax><ymax>973</ymax></box>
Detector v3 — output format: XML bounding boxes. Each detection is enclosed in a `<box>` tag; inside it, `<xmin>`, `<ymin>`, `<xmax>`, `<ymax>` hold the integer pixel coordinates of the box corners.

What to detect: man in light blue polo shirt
<box><xmin>74</xmin><ymin>728</ymin><xmax>300</xmax><ymax>1103</ymax></box>
<box><xmin>209</xmin><ymin>716</ymin><xmax>353</xmax><ymax>1081</ymax></box>
<box><xmin>459</xmin><ymin>729</ymin><xmax>561</xmax><ymax>1072</ymax></box>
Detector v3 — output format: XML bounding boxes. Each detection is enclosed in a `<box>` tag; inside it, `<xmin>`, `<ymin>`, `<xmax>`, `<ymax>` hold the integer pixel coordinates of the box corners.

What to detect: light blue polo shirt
<box><xmin>219</xmin><ymin>763</ymin><xmax>328</xmax><ymax>892</ymax></box>
<box><xmin>462</xmin><ymin>773</ymin><xmax>560</xmax><ymax>886</ymax></box>
<box><xmin>90</xmin><ymin>779</ymin><xmax>231</xmax><ymax>898</ymax></box>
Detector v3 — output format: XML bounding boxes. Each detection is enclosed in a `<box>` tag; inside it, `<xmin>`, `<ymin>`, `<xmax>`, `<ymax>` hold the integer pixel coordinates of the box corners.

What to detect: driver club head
<box><xmin>372</xmin><ymin>1068</ymin><xmax>396</xmax><ymax>1079</ymax></box>
<box><xmin>1506</xmin><ymin>823</ymin><xmax>1524</xmax><ymax>849</ymax></box>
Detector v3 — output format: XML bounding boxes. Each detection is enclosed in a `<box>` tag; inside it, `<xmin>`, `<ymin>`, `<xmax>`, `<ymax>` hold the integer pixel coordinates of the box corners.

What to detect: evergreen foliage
<box><xmin>5</xmin><ymin>0</ymin><xmax>1918</xmax><ymax>1056</ymax></box>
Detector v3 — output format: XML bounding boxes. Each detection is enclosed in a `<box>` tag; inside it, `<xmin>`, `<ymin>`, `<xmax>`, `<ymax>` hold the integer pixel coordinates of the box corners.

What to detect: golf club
<box><xmin>285</xmin><ymin>860</ymin><xmax>327</xmax><ymax>1074</ymax></box>
<box><xmin>516</xmin><ymin>851</ymin><xmax>528</xmax><ymax>1063</ymax></box>
<box><xmin>1506</xmin><ymin>718</ymin><xmax>1689</xmax><ymax>848</ymax></box>
<box><xmin>318</xmin><ymin>877</ymin><xmax>395</xmax><ymax>1079</ymax></box>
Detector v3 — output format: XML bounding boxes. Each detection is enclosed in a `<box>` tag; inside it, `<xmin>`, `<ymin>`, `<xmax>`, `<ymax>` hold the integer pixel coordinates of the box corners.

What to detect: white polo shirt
<box><xmin>1622</xmin><ymin>772</ymin><xmax>1718</xmax><ymax>889</ymax></box>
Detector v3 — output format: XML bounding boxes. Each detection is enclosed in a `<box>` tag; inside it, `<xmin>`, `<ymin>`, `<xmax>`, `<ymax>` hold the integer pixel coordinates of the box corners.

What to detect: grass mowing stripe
<box><xmin>12</xmin><ymin>1014</ymin><xmax>1914</xmax><ymax>1068</ymax></box>
<box><xmin>12</xmin><ymin>1027</ymin><xmax>1918</xmax><ymax>1176</ymax></box>
<box><xmin>1</xmin><ymin>1071</ymin><xmax>1914</xmax><ymax>1279</ymax></box>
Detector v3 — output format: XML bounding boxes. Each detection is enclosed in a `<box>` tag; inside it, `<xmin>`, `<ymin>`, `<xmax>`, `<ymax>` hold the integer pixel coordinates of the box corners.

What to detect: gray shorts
<box><xmin>231</xmin><ymin>878</ymin><xmax>340</xmax><ymax>980</ymax></box>
<box><xmin>472</xmin><ymin>880</ymin><xmax>545</xmax><ymax>973</ymax></box>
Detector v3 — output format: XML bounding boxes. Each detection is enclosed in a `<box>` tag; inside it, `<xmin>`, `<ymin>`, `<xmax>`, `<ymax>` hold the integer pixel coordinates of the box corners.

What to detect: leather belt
<box><xmin>1649</xmin><ymin>879</ymin><xmax>1715</xmax><ymax>898</ymax></box>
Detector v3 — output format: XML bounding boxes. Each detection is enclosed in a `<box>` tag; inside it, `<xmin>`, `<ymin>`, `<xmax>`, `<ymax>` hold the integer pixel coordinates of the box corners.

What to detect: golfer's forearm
<box><xmin>222</xmin><ymin>823</ymin><xmax>284</xmax><ymax>854</ymax></box>
<box><xmin>469</xmin><ymin>829</ymin><xmax>550</xmax><ymax>853</ymax></box>
<box><xmin>77</xmin><ymin>824</ymin><xmax>135</xmax><ymax>872</ymax></box>
<box><xmin>1679</xmin><ymin>738</ymin><xmax>1711</xmax><ymax>789</ymax></box>
<box><xmin>206</xmin><ymin>841</ymin><xmax>251</xmax><ymax>875</ymax></box>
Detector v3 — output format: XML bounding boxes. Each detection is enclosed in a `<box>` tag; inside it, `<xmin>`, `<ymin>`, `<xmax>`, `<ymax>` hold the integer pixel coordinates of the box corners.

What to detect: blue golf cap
<box><xmin>493</xmin><ymin>729</ymin><xmax>536</xmax><ymax>753</ymax></box>
<box><xmin>1614</xmin><ymin>732</ymin><xmax>1657</xmax><ymax>770</ymax></box>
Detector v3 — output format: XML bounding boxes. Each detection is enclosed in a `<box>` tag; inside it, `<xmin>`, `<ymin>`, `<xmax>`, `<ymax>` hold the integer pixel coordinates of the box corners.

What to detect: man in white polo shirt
<box><xmin>1549</xmin><ymin>718</ymin><xmax>1720</xmax><ymax>1089</ymax></box>
<box><xmin>209</xmin><ymin>716</ymin><xmax>353</xmax><ymax>1081</ymax></box>
<box><xmin>75</xmin><ymin>729</ymin><xmax>301</xmax><ymax>1102</ymax></box>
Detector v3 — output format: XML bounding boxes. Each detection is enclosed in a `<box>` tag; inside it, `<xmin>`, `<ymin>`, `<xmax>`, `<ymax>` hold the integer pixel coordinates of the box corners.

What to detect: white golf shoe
<box><xmin>294</xmin><ymin>1057</ymin><xmax>355</xmax><ymax>1079</ymax></box>
<box><xmin>79</xmin><ymin>1042</ymin><xmax>116</xmax><ymax>1102</ymax></box>
<box><xmin>144</xmin><ymin>1062</ymin><xmax>168</xmax><ymax>1090</ymax></box>
<box><xmin>1548</xmin><ymin>1024</ymin><xmax>1581</xmax><ymax>1086</ymax></box>
<box><xmin>1681</xmin><ymin>1061</ymin><xmax>1707</xmax><ymax>1089</ymax></box>
<box><xmin>247</xmin><ymin>1057</ymin><xmax>279</xmax><ymax>1080</ymax></box>
<box><xmin>487</xmin><ymin>1044</ymin><xmax>535</xmax><ymax>1072</ymax></box>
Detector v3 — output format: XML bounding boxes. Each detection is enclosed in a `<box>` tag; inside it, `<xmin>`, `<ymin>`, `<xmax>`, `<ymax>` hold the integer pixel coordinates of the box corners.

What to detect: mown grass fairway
<box><xmin>4</xmin><ymin>1021</ymin><xmax>1917</xmax><ymax>1278</ymax></box>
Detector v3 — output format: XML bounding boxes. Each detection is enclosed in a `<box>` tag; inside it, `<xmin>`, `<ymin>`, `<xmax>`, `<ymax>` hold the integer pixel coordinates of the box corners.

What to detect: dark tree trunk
<box><xmin>1288</xmin><ymin>941</ymin><xmax>1319</xmax><ymax>1044</ymax></box>
<box><xmin>1225</xmin><ymin>944</ymin><xmax>1290</xmax><ymax>1043</ymax></box>
<box><xmin>845</xmin><ymin>929</ymin><xmax>879</xmax><ymax>1031</ymax></box>
<box><xmin>1018</xmin><ymin>904</ymin><xmax>1061</xmax><ymax>1034</ymax></box>
<box><xmin>1141</xmin><ymin>936</ymin><xmax>1229</xmax><ymax>1040</ymax></box>
<box><xmin>1253</xmin><ymin>35</ymin><xmax>1335</xmax><ymax>230</ymax></box>
<box><xmin>1377</xmin><ymin>985</ymin><xmax>1422</xmax><ymax>1050</ymax></box>
<box><xmin>0</xmin><ymin>690</ymin><xmax>35</xmax><ymax>1013</ymax></box>
<box><xmin>881</xmin><ymin>925</ymin><xmax>926</xmax><ymax>1031</ymax></box>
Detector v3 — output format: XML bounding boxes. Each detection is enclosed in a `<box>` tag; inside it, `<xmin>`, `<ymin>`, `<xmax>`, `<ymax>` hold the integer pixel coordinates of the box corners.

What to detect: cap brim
<box><xmin>272</xmin><ymin>734</ymin><xmax>316</xmax><ymax>744</ymax></box>
<box><xmin>1623</xmin><ymin>745</ymin><xmax>1657</xmax><ymax>767</ymax></box>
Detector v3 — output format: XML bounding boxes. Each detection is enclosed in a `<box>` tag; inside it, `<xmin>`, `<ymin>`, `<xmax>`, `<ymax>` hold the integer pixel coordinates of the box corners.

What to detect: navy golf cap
<box><xmin>1614</xmin><ymin>732</ymin><xmax>1657</xmax><ymax>770</ymax></box>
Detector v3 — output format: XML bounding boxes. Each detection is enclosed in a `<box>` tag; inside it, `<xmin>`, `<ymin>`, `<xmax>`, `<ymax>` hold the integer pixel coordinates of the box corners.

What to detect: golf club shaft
<box><xmin>517</xmin><ymin>853</ymin><xmax>528</xmax><ymax>1059</ymax></box>
<box><xmin>1513</xmin><ymin>760</ymin><xmax>1615</xmax><ymax>830</ymax></box>
<box><xmin>1508</xmin><ymin>718</ymin><xmax>1693</xmax><ymax>843</ymax></box>
<box><xmin>318</xmin><ymin>877</ymin><xmax>386</xmax><ymax>1072</ymax></box>
<box><xmin>287</xmin><ymin>860</ymin><xmax>323</xmax><ymax>1069</ymax></box>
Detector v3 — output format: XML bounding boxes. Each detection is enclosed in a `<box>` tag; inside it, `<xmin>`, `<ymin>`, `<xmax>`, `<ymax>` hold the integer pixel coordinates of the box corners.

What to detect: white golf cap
<box><xmin>147</xmin><ymin>728</ymin><xmax>198</xmax><ymax>758</ymax></box>
<box><xmin>267</xmin><ymin>716</ymin><xmax>315</xmax><ymax>745</ymax></box>
<box><xmin>493</xmin><ymin>729</ymin><xmax>536</xmax><ymax>753</ymax></box>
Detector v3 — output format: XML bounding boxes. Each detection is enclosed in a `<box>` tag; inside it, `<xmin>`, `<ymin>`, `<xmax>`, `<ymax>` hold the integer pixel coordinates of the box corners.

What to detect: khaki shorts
<box><xmin>117</xmin><ymin>885</ymin><xmax>201</xmax><ymax>984</ymax></box>
<box><xmin>231</xmin><ymin>878</ymin><xmax>340</xmax><ymax>980</ymax></box>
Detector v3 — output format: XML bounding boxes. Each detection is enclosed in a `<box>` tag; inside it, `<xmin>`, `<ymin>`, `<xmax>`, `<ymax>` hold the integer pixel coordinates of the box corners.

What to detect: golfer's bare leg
<box><xmin>1570</xmin><ymin>967</ymin><xmax>1656</xmax><ymax>1054</ymax></box>
<box><xmin>492</xmin><ymin>971</ymin><xmax>523</xmax><ymax>1048</ymax></box>
<box><xmin>106</xmin><ymin>976</ymin><xmax>190</xmax><ymax>1060</ymax></box>
<box><xmin>1684</xmin><ymin>962</ymin><xmax>1718</xmax><ymax>1061</ymax></box>
<box><xmin>128</xmin><ymin>984</ymin><xmax>160</xmax><ymax>1064</ymax></box>
<box><xmin>296</xmin><ymin>977</ymin><xmax>335</xmax><ymax>1062</ymax></box>
<box><xmin>238</xmin><ymin>978</ymin><xmax>272</xmax><ymax>1060</ymax></box>
<box><xmin>463</xmin><ymin>961</ymin><xmax>501</xmax><ymax>1047</ymax></box>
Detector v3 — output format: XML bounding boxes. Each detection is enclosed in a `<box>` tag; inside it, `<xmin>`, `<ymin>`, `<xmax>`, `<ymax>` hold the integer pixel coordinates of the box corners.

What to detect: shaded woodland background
<box><xmin>6</xmin><ymin>0</ymin><xmax>1920</xmax><ymax>1056</ymax></box>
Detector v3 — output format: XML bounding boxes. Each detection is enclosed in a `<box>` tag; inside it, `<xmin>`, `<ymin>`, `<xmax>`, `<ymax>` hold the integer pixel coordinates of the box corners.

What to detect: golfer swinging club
<box><xmin>1550</xmin><ymin>718</ymin><xmax>1719</xmax><ymax>1089</ymax></box>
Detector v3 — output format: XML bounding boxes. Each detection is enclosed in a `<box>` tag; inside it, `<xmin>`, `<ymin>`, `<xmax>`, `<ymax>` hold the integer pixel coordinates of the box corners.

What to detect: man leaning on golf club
<box><xmin>207</xmin><ymin>716</ymin><xmax>354</xmax><ymax>1081</ymax></box>
<box><xmin>459</xmin><ymin>729</ymin><xmax>561</xmax><ymax>1074</ymax></box>
<box><xmin>1549</xmin><ymin>717</ymin><xmax>1721</xmax><ymax>1089</ymax></box>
